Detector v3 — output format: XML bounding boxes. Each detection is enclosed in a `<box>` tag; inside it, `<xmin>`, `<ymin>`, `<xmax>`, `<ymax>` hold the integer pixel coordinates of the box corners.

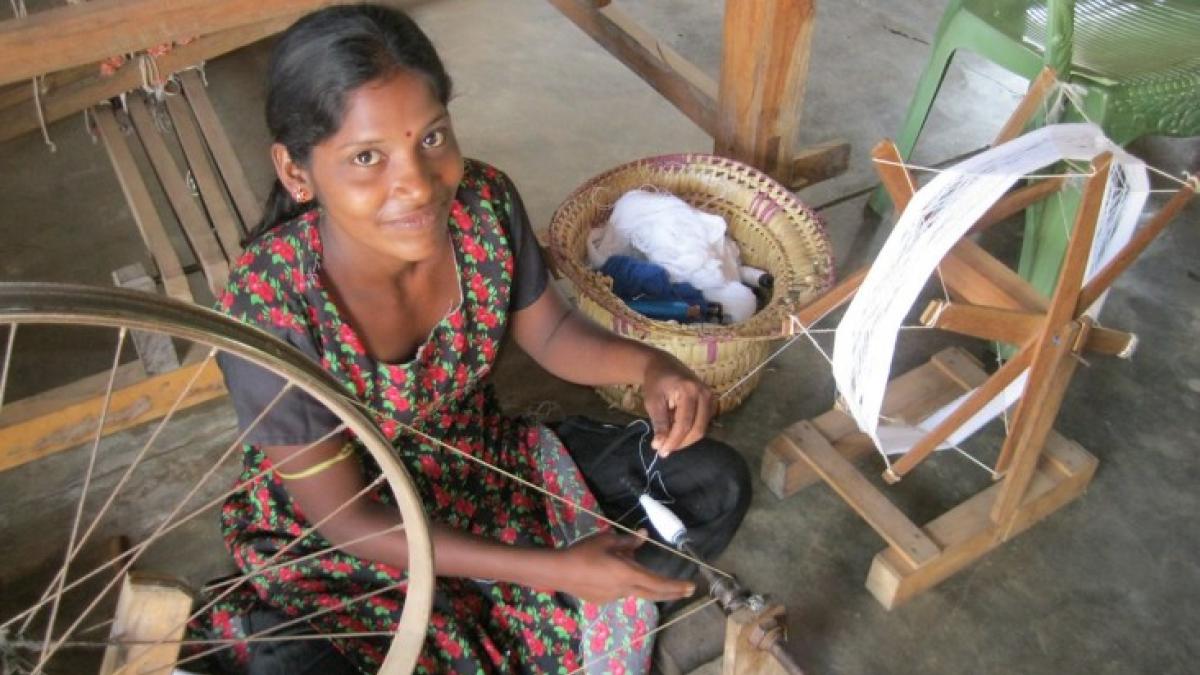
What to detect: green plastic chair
<box><xmin>871</xmin><ymin>0</ymin><xmax>1200</xmax><ymax>296</ymax></box>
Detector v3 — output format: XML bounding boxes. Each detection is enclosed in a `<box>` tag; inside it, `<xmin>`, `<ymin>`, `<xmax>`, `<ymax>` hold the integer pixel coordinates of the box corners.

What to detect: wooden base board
<box><xmin>866</xmin><ymin>431</ymin><xmax>1096</xmax><ymax>609</ymax></box>
<box><xmin>761</xmin><ymin>347</ymin><xmax>984</xmax><ymax>498</ymax></box>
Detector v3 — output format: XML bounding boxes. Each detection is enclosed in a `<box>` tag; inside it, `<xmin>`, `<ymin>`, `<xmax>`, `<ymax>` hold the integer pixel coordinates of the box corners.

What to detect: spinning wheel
<box><xmin>763</xmin><ymin>73</ymin><xmax>1196</xmax><ymax>608</ymax></box>
<box><xmin>0</xmin><ymin>283</ymin><xmax>434</xmax><ymax>675</ymax></box>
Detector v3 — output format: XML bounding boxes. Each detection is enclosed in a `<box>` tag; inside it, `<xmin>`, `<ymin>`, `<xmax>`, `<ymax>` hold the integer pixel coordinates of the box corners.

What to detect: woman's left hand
<box><xmin>641</xmin><ymin>353</ymin><xmax>715</xmax><ymax>456</ymax></box>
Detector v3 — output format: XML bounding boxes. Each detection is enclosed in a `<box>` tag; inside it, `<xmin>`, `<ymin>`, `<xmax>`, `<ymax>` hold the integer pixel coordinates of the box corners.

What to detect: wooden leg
<box><xmin>866</xmin><ymin>431</ymin><xmax>1096</xmax><ymax>609</ymax></box>
<box><xmin>99</xmin><ymin>572</ymin><xmax>195</xmax><ymax>675</ymax></box>
<box><xmin>761</xmin><ymin>347</ymin><xmax>979</xmax><ymax>497</ymax></box>
<box><xmin>715</xmin><ymin>0</ymin><xmax>815</xmax><ymax>186</ymax></box>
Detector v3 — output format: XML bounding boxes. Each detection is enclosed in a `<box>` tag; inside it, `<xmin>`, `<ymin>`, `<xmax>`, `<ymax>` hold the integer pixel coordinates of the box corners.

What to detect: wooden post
<box><xmin>991</xmin><ymin>155</ymin><xmax>1112</xmax><ymax>526</ymax></box>
<box><xmin>99</xmin><ymin>573</ymin><xmax>195</xmax><ymax>675</ymax></box>
<box><xmin>113</xmin><ymin>264</ymin><xmax>182</xmax><ymax>376</ymax></box>
<box><xmin>716</xmin><ymin>0</ymin><xmax>816</xmax><ymax>186</ymax></box>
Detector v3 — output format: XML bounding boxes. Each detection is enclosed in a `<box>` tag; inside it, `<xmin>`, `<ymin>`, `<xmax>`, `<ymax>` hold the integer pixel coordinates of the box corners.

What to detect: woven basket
<box><xmin>547</xmin><ymin>153</ymin><xmax>834</xmax><ymax>415</ymax></box>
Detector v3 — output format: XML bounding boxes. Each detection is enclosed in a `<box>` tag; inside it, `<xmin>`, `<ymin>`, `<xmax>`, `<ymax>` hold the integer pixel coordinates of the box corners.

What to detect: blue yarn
<box><xmin>601</xmin><ymin>256</ymin><xmax>672</xmax><ymax>299</ymax></box>
<box><xmin>600</xmin><ymin>256</ymin><xmax>709</xmax><ymax>306</ymax></box>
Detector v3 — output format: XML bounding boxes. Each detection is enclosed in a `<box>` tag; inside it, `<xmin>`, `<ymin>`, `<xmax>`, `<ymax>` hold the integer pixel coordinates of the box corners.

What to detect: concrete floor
<box><xmin>2</xmin><ymin>0</ymin><xmax>1199</xmax><ymax>673</ymax></box>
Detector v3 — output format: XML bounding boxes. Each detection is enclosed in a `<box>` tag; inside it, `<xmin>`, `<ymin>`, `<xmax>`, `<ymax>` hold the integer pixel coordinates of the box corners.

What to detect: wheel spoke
<box><xmin>31</xmin><ymin>327</ymin><xmax>126</xmax><ymax>673</ymax></box>
<box><xmin>0</xmin><ymin>322</ymin><xmax>15</xmax><ymax>413</ymax></box>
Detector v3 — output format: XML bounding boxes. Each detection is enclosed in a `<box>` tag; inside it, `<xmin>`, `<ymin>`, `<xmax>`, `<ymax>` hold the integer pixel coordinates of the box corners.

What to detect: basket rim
<box><xmin>547</xmin><ymin>152</ymin><xmax>834</xmax><ymax>340</ymax></box>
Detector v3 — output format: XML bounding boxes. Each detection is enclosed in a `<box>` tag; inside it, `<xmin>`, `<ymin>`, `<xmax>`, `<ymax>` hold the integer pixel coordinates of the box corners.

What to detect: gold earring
<box><xmin>294</xmin><ymin>189</ymin><xmax>309</xmax><ymax>203</ymax></box>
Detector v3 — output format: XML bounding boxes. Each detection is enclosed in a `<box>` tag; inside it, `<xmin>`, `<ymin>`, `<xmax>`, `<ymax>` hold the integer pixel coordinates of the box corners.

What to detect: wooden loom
<box><xmin>761</xmin><ymin>69</ymin><xmax>1197</xmax><ymax>608</ymax></box>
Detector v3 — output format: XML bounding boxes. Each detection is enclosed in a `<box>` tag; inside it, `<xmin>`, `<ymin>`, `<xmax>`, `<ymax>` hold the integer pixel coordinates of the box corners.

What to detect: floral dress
<box><xmin>200</xmin><ymin>160</ymin><xmax>657</xmax><ymax>674</ymax></box>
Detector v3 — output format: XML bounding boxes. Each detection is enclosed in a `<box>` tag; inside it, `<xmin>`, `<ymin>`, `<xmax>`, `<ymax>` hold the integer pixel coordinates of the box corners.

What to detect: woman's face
<box><xmin>292</xmin><ymin>69</ymin><xmax>464</xmax><ymax>266</ymax></box>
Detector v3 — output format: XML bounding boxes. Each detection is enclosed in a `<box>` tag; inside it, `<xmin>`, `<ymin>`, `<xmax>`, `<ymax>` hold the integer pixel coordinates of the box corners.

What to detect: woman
<box><xmin>198</xmin><ymin>4</ymin><xmax>750</xmax><ymax>673</ymax></box>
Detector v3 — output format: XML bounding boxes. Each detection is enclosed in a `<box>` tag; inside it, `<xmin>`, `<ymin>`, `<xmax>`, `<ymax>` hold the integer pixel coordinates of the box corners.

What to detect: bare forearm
<box><xmin>530</xmin><ymin>307</ymin><xmax>667</xmax><ymax>387</ymax></box>
<box><xmin>319</xmin><ymin>500</ymin><xmax>561</xmax><ymax>589</ymax></box>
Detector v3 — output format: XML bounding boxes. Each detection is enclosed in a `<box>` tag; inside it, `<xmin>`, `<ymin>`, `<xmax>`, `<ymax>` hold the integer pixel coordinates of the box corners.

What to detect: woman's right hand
<box><xmin>554</xmin><ymin>531</ymin><xmax>695</xmax><ymax>605</ymax></box>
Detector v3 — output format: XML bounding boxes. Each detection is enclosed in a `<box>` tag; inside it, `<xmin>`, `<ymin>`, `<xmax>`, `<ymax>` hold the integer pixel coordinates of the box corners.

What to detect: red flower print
<box><xmin>452</xmin><ymin>332</ymin><xmax>467</xmax><ymax>352</ymax></box>
<box><xmin>219</xmin><ymin>292</ymin><xmax>234</xmax><ymax>310</ymax></box>
<box><xmin>386</xmin><ymin>365</ymin><xmax>408</xmax><ymax>385</ymax></box>
<box><xmin>623</xmin><ymin>595</ymin><xmax>638</xmax><ymax>617</ymax></box>
<box><xmin>291</xmin><ymin>267</ymin><xmax>307</xmax><ymax>292</ymax></box>
<box><xmin>608</xmin><ymin>659</ymin><xmax>627</xmax><ymax>675</ymax></box>
<box><xmin>499</xmin><ymin>526</ymin><xmax>517</xmax><ymax>544</ymax></box>
<box><xmin>347</xmin><ymin>363</ymin><xmax>366</xmax><ymax>395</ymax></box>
<box><xmin>552</xmin><ymin>607</ymin><xmax>578</xmax><ymax>633</ymax></box>
<box><xmin>338</xmin><ymin>323</ymin><xmax>365</xmax><ymax>355</ymax></box>
<box><xmin>590</xmin><ymin>623</ymin><xmax>610</xmax><ymax>653</ymax></box>
<box><xmin>269</xmin><ymin>306</ymin><xmax>298</xmax><ymax>330</ymax></box>
<box><xmin>380</xmin><ymin>418</ymin><xmax>397</xmax><ymax>438</ymax></box>
<box><xmin>384</xmin><ymin>386</ymin><xmax>409</xmax><ymax>412</ymax></box>
<box><xmin>270</xmin><ymin>238</ymin><xmax>296</xmax><ymax>263</ymax></box>
<box><xmin>246</xmin><ymin>272</ymin><xmax>275</xmax><ymax>303</ymax></box>
<box><xmin>480</xmin><ymin>183</ymin><xmax>493</xmax><ymax>200</ymax></box>
<box><xmin>449</xmin><ymin>312</ymin><xmax>464</xmax><ymax>330</ymax></box>
<box><xmin>453</xmin><ymin>497</ymin><xmax>476</xmax><ymax>519</ymax></box>
<box><xmin>477</xmin><ymin>309</ymin><xmax>497</xmax><ymax>330</ymax></box>
<box><xmin>522</xmin><ymin>628</ymin><xmax>546</xmax><ymax>657</ymax></box>
<box><xmin>583</xmin><ymin>603</ymin><xmax>599</xmax><ymax>621</ymax></box>
<box><xmin>236</xmin><ymin>251</ymin><xmax>254</xmax><ymax>267</ymax></box>
<box><xmin>453</xmin><ymin>203</ymin><xmax>474</xmax><ymax>232</ymax></box>
<box><xmin>435</xmin><ymin>632</ymin><xmax>464</xmax><ymax>659</ymax></box>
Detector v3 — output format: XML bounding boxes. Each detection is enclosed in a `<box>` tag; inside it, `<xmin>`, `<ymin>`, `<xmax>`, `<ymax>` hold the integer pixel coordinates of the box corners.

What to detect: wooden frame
<box><xmin>548</xmin><ymin>0</ymin><xmax>849</xmax><ymax>190</ymax></box>
<box><xmin>761</xmin><ymin>74</ymin><xmax>1196</xmax><ymax>607</ymax></box>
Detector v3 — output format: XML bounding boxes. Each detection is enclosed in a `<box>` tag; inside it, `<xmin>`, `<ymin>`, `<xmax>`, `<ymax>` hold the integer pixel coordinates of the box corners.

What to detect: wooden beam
<box><xmin>885</xmin><ymin>344</ymin><xmax>1034</xmax><ymax>481</ymax></box>
<box><xmin>0</xmin><ymin>63</ymin><xmax>93</xmax><ymax>111</ymax></box>
<box><xmin>1077</xmin><ymin>180</ymin><xmax>1196</xmax><ymax>313</ymax></box>
<box><xmin>866</xmin><ymin>431</ymin><xmax>1096</xmax><ymax>609</ymax></box>
<box><xmin>126</xmin><ymin>94</ymin><xmax>230</xmax><ymax>296</ymax></box>
<box><xmin>716</xmin><ymin>0</ymin><xmax>816</xmax><ymax>185</ymax></box>
<box><xmin>789</xmin><ymin>266</ymin><xmax>867</xmax><ymax>330</ymax></box>
<box><xmin>547</xmin><ymin>0</ymin><xmax>718</xmax><ymax>135</ymax></box>
<box><xmin>93</xmin><ymin>105</ymin><xmax>194</xmax><ymax>303</ymax></box>
<box><xmin>0</xmin><ymin>359</ymin><xmax>226</xmax><ymax>475</ymax></box>
<box><xmin>992</xmin><ymin>67</ymin><xmax>1059</xmax><ymax>146</ymax></box>
<box><xmin>785</xmin><ymin>420</ymin><xmax>941</xmax><ymax>567</ymax></box>
<box><xmin>163</xmin><ymin>89</ymin><xmax>244</xmax><ymax>258</ymax></box>
<box><xmin>1083</xmin><ymin>325</ymin><xmax>1137</xmax><ymax>359</ymax></box>
<box><xmin>0</xmin><ymin>0</ymin><xmax>331</xmax><ymax>87</ymax></box>
<box><xmin>940</xmin><ymin>239</ymin><xmax>1048</xmax><ymax>312</ymax></box>
<box><xmin>871</xmin><ymin>139</ymin><xmax>916</xmax><ymax>211</ymax></box>
<box><xmin>991</xmin><ymin>156</ymin><xmax>1112</xmax><ymax>525</ymax></box>
<box><xmin>969</xmin><ymin>177</ymin><xmax>1065</xmax><ymax>235</ymax></box>
<box><xmin>179</xmin><ymin>69</ymin><xmax>264</xmax><ymax>231</ymax></box>
<box><xmin>920</xmin><ymin>300</ymin><xmax>1042</xmax><ymax>345</ymax></box>
<box><xmin>762</xmin><ymin>348</ymin><xmax>978</xmax><ymax>498</ymax></box>
<box><xmin>0</xmin><ymin>15</ymin><xmax>297</xmax><ymax>144</ymax></box>
<box><xmin>786</xmin><ymin>138</ymin><xmax>851</xmax><ymax>191</ymax></box>
<box><xmin>113</xmin><ymin>263</ymin><xmax>182</xmax><ymax>376</ymax></box>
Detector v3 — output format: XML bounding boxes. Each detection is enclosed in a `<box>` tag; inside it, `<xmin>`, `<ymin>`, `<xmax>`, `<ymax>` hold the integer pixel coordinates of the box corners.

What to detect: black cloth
<box><xmin>216</xmin><ymin>164</ymin><xmax>549</xmax><ymax>447</ymax></box>
<box><xmin>551</xmin><ymin>416</ymin><xmax>753</xmax><ymax>581</ymax></box>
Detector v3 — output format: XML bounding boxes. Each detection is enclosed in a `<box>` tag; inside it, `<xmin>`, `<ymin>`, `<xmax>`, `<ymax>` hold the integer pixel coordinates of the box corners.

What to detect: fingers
<box><xmin>644</xmin><ymin>393</ymin><xmax>672</xmax><ymax>452</ymax></box>
<box><xmin>627</xmin><ymin>567</ymin><xmax>695</xmax><ymax>601</ymax></box>
<box><xmin>654</xmin><ymin>384</ymin><xmax>715</xmax><ymax>456</ymax></box>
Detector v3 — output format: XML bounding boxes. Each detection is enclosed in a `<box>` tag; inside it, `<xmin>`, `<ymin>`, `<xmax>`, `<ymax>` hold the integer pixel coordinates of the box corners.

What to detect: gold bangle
<box><xmin>275</xmin><ymin>443</ymin><xmax>356</xmax><ymax>480</ymax></box>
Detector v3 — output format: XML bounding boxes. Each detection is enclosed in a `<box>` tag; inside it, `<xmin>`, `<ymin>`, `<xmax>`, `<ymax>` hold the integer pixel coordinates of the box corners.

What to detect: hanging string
<box><xmin>873</xmin><ymin>156</ymin><xmax>1099</xmax><ymax>178</ymax></box>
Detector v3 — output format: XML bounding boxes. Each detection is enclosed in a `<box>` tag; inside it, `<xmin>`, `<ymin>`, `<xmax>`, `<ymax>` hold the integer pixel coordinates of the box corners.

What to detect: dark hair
<box><xmin>245</xmin><ymin>3</ymin><xmax>453</xmax><ymax>243</ymax></box>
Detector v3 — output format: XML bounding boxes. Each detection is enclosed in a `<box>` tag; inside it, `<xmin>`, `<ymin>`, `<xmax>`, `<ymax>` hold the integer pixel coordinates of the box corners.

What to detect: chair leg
<box><xmin>867</xmin><ymin>40</ymin><xmax>958</xmax><ymax>216</ymax></box>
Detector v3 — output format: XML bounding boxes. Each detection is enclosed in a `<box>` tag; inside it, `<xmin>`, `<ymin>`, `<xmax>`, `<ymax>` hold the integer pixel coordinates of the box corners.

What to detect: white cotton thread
<box><xmin>836</xmin><ymin>124</ymin><xmax>1147</xmax><ymax>463</ymax></box>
